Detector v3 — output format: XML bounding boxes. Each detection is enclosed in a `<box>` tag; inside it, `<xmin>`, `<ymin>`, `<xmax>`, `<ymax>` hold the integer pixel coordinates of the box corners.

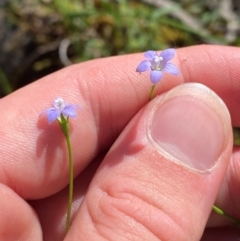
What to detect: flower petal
<box><xmin>160</xmin><ymin>48</ymin><xmax>175</xmax><ymax>63</ymax></box>
<box><xmin>150</xmin><ymin>70</ymin><xmax>163</xmax><ymax>84</ymax></box>
<box><xmin>144</xmin><ymin>50</ymin><xmax>157</xmax><ymax>60</ymax></box>
<box><xmin>39</xmin><ymin>108</ymin><xmax>50</xmax><ymax>118</ymax></box>
<box><xmin>62</xmin><ymin>105</ymin><xmax>77</xmax><ymax>118</ymax></box>
<box><xmin>163</xmin><ymin>63</ymin><xmax>179</xmax><ymax>75</ymax></box>
<box><xmin>47</xmin><ymin>109</ymin><xmax>61</xmax><ymax>123</ymax></box>
<box><xmin>136</xmin><ymin>60</ymin><xmax>151</xmax><ymax>73</ymax></box>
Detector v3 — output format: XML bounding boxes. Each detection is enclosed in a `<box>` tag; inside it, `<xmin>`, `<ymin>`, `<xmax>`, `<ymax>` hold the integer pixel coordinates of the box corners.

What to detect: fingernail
<box><xmin>149</xmin><ymin>83</ymin><xmax>231</xmax><ymax>172</ymax></box>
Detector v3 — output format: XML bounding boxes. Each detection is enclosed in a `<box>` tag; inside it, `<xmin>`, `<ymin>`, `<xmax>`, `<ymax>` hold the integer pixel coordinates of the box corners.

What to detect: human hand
<box><xmin>0</xmin><ymin>45</ymin><xmax>240</xmax><ymax>240</ymax></box>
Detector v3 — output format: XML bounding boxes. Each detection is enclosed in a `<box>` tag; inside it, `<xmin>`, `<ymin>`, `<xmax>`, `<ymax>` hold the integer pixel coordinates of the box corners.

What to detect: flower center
<box><xmin>152</xmin><ymin>56</ymin><xmax>163</xmax><ymax>70</ymax></box>
<box><xmin>53</xmin><ymin>97</ymin><xmax>65</xmax><ymax>110</ymax></box>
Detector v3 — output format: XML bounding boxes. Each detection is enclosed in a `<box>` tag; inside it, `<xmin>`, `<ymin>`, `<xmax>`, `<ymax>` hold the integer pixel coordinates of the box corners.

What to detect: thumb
<box><xmin>66</xmin><ymin>83</ymin><xmax>232</xmax><ymax>241</ymax></box>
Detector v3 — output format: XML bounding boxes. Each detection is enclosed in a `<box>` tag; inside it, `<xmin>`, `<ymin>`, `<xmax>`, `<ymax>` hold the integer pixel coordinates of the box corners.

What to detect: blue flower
<box><xmin>41</xmin><ymin>97</ymin><xmax>81</xmax><ymax>124</ymax></box>
<box><xmin>136</xmin><ymin>49</ymin><xmax>179</xmax><ymax>84</ymax></box>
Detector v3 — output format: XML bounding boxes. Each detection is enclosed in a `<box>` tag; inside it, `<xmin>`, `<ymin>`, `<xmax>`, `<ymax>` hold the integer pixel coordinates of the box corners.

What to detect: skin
<box><xmin>0</xmin><ymin>45</ymin><xmax>240</xmax><ymax>240</ymax></box>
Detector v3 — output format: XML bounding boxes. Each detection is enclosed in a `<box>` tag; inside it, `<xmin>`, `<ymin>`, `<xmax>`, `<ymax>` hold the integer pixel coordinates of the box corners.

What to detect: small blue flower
<box><xmin>136</xmin><ymin>49</ymin><xmax>179</xmax><ymax>84</ymax></box>
<box><xmin>41</xmin><ymin>97</ymin><xmax>81</xmax><ymax>124</ymax></box>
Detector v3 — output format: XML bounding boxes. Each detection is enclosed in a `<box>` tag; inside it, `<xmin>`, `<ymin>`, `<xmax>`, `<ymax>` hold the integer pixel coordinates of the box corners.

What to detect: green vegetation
<box><xmin>0</xmin><ymin>0</ymin><xmax>240</xmax><ymax>95</ymax></box>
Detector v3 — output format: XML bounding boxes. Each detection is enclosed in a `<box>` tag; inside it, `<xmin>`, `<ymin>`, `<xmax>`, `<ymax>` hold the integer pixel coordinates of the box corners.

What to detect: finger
<box><xmin>66</xmin><ymin>83</ymin><xmax>232</xmax><ymax>240</ymax></box>
<box><xmin>0</xmin><ymin>45</ymin><xmax>239</xmax><ymax>199</ymax></box>
<box><xmin>0</xmin><ymin>183</ymin><xmax>42</xmax><ymax>240</ymax></box>
<box><xmin>206</xmin><ymin>144</ymin><xmax>240</xmax><ymax>226</ymax></box>
<box><xmin>174</xmin><ymin>45</ymin><xmax>240</xmax><ymax>126</ymax></box>
<box><xmin>30</xmin><ymin>156</ymin><xmax>102</xmax><ymax>241</ymax></box>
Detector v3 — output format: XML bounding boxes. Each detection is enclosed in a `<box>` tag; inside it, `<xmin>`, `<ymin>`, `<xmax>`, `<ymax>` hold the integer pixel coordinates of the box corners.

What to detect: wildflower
<box><xmin>41</xmin><ymin>97</ymin><xmax>80</xmax><ymax>124</ymax></box>
<box><xmin>40</xmin><ymin>97</ymin><xmax>81</xmax><ymax>232</ymax></box>
<box><xmin>136</xmin><ymin>49</ymin><xmax>179</xmax><ymax>84</ymax></box>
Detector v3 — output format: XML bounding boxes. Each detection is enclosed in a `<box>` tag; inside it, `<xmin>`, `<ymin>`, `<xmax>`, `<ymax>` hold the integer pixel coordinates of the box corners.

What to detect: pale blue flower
<box><xmin>41</xmin><ymin>97</ymin><xmax>80</xmax><ymax>124</ymax></box>
<box><xmin>136</xmin><ymin>49</ymin><xmax>179</xmax><ymax>84</ymax></box>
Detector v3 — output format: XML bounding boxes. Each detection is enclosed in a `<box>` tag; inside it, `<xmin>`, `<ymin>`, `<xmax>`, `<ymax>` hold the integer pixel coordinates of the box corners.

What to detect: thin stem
<box><xmin>58</xmin><ymin>115</ymin><xmax>74</xmax><ymax>232</ymax></box>
<box><xmin>213</xmin><ymin>205</ymin><xmax>240</xmax><ymax>226</ymax></box>
<box><xmin>65</xmin><ymin>132</ymin><xmax>73</xmax><ymax>232</ymax></box>
<box><xmin>149</xmin><ymin>85</ymin><xmax>156</xmax><ymax>100</ymax></box>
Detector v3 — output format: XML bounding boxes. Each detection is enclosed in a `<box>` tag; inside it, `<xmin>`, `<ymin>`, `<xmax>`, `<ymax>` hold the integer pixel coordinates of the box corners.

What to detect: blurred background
<box><xmin>1</xmin><ymin>0</ymin><xmax>240</xmax><ymax>97</ymax></box>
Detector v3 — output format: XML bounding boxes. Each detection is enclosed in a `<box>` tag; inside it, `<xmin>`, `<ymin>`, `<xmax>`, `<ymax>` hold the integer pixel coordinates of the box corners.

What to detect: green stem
<box><xmin>149</xmin><ymin>85</ymin><xmax>156</xmax><ymax>101</ymax></box>
<box><xmin>58</xmin><ymin>115</ymin><xmax>74</xmax><ymax>232</ymax></box>
<box><xmin>65</xmin><ymin>132</ymin><xmax>73</xmax><ymax>232</ymax></box>
<box><xmin>212</xmin><ymin>205</ymin><xmax>240</xmax><ymax>226</ymax></box>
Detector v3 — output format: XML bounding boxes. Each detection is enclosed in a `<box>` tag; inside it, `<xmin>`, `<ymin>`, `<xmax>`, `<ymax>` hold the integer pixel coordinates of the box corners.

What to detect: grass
<box><xmin>0</xmin><ymin>0</ymin><xmax>239</xmax><ymax>95</ymax></box>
